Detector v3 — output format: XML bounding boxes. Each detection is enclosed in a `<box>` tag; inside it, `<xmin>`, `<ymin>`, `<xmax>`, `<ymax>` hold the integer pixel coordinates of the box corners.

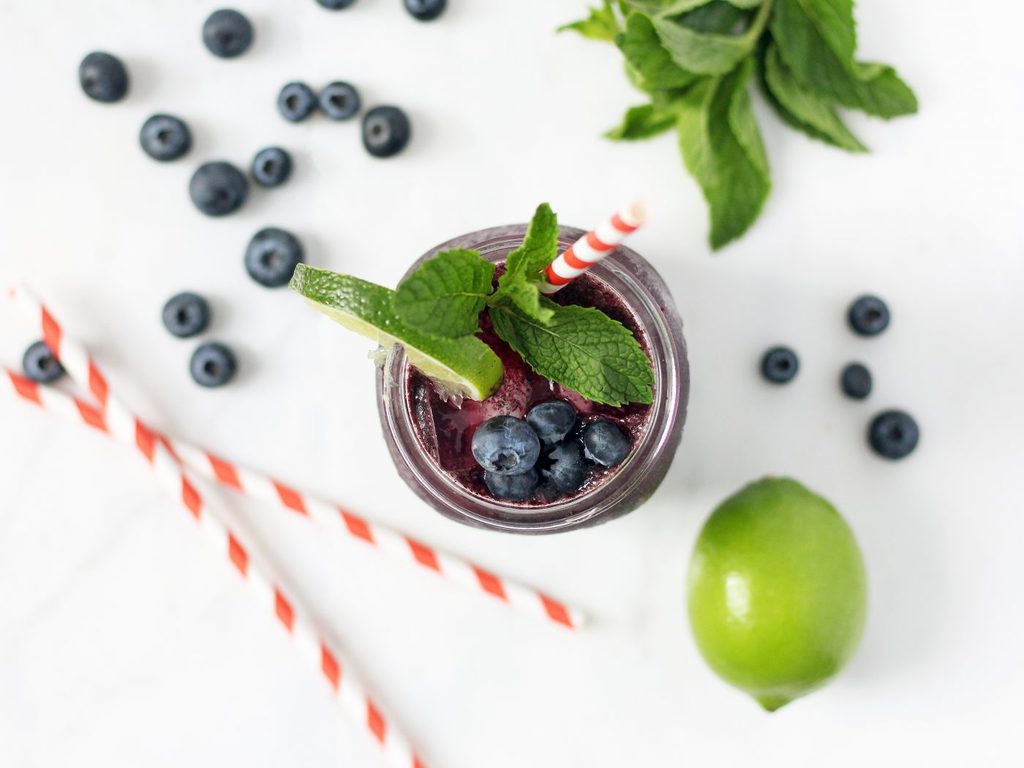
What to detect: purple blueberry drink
<box><xmin>377</xmin><ymin>224</ymin><xmax>689</xmax><ymax>534</ymax></box>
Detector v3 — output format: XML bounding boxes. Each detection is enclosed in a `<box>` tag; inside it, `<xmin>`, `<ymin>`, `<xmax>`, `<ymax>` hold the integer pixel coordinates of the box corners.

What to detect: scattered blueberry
<box><xmin>22</xmin><ymin>341</ymin><xmax>65</xmax><ymax>384</ymax></box>
<box><xmin>190</xmin><ymin>342</ymin><xmax>237</xmax><ymax>388</ymax></box>
<box><xmin>404</xmin><ymin>0</ymin><xmax>447</xmax><ymax>21</ymax></box>
<box><xmin>582</xmin><ymin>421</ymin><xmax>631</xmax><ymax>467</ymax></box>
<box><xmin>315</xmin><ymin>0</ymin><xmax>357</xmax><ymax>8</ymax></box>
<box><xmin>761</xmin><ymin>346</ymin><xmax>799</xmax><ymax>384</ymax></box>
<box><xmin>485</xmin><ymin>468</ymin><xmax>539</xmax><ymax>501</ymax></box>
<box><xmin>319</xmin><ymin>81</ymin><xmax>361</xmax><ymax>121</ymax></box>
<box><xmin>526</xmin><ymin>400</ymin><xmax>576</xmax><ymax>447</ymax></box>
<box><xmin>868</xmin><ymin>410</ymin><xmax>919</xmax><ymax>460</ymax></box>
<box><xmin>202</xmin><ymin>9</ymin><xmax>254</xmax><ymax>58</ymax></box>
<box><xmin>189</xmin><ymin>161</ymin><xmax>249</xmax><ymax>216</ymax></box>
<box><xmin>543</xmin><ymin>441</ymin><xmax>587</xmax><ymax>494</ymax></box>
<box><xmin>848</xmin><ymin>295</ymin><xmax>891</xmax><ymax>337</ymax></box>
<box><xmin>471</xmin><ymin>416</ymin><xmax>541</xmax><ymax>475</ymax></box>
<box><xmin>162</xmin><ymin>292</ymin><xmax>211</xmax><ymax>338</ymax></box>
<box><xmin>841</xmin><ymin>363</ymin><xmax>873</xmax><ymax>400</ymax></box>
<box><xmin>278</xmin><ymin>82</ymin><xmax>318</xmax><ymax>123</ymax></box>
<box><xmin>251</xmin><ymin>146</ymin><xmax>292</xmax><ymax>188</ymax></box>
<box><xmin>79</xmin><ymin>52</ymin><xmax>129</xmax><ymax>103</ymax></box>
<box><xmin>362</xmin><ymin>106</ymin><xmax>411</xmax><ymax>158</ymax></box>
<box><xmin>139</xmin><ymin>114</ymin><xmax>192</xmax><ymax>162</ymax></box>
<box><xmin>245</xmin><ymin>228</ymin><xmax>305</xmax><ymax>288</ymax></box>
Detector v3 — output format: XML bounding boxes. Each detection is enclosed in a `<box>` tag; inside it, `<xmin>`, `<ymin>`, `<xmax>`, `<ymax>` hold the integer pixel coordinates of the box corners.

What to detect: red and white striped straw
<box><xmin>5</xmin><ymin>287</ymin><xmax>427</xmax><ymax>768</ymax></box>
<box><xmin>539</xmin><ymin>203</ymin><xmax>646</xmax><ymax>294</ymax></box>
<box><xmin>165</xmin><ymin>439</ymin><xmax>582</xmax><ymax>629</ymax></box>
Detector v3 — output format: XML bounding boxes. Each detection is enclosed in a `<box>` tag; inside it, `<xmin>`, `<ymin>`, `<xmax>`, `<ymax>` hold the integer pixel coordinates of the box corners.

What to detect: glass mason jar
<box><xmin>376</xmin><ymin>224</ymin><xmax>689</xmax><ymax>534</ymax></box>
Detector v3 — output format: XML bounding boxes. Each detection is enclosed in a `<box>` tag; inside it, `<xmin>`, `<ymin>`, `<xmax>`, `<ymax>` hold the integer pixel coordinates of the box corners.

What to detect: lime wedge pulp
<box><xmin>289</xmin><ymin>264</ymin><xmax>503</xmax><ymax>401</ymax></box>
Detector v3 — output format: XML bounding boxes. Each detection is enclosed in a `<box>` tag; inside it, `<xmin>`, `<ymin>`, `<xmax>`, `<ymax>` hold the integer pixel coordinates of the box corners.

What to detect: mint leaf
<box><xmin>616</xmin><ymin>12</ymin><xmax>697</xmax><ymax>90</ymax></box>
<box><xmin>559</xmin><ymin>0</ymin><xmax>622</xmax><ymax>41</ymax></box>
<box><xmin>504</xmin><ymin>202</ymin><xmax>559</xmax><ymax>280</ymax></box>
<box><xmin>771</xmin><ymin>0</ymin><xmax>917</xmax><ymax>118</ymax></box>
<box><xmin>791</xmin><ymin>0</ymin><xmax>856</xmax><ymax>63</ymax></box>
<box><xmin>652</xmin><ymin>0</ymin><xmax>773</xmax><ymax>74</ymax></box>
<box><xmin>677</xmin><ymin>59</ymin><xmax>770</xmax><ymax>249</ymax></box>
<box><xmin>606</xmin><ymin>102</ymin><xmax>680</xmax><ymax>140</ymax></box>
<box><xmin>491</xmin><ymin>280</ymin><xmax>555</xmax><ymax>324</ymax></box>
<box><xmin>490</xmin><ymin>299</ymin><xmax>654</xmax><ymax>407</ymax></box>
<box><xmin>762</xmin><ymin>41</ymin><xmax>866</xmax><ymax>151</ymax></box>
<box><xmin>489</xmin><ymin>203</ymin><xmax>561</xmax><ymax>325</ymax></box>
<box><xmin>623</xmin><ymin>1</ymin><xmax>715</xmax><ymax>16</ymax></box>
<box><xmin>394</xmin><ymin>249</ymin><xmax>494</xmax><ymax>338</ymax></box>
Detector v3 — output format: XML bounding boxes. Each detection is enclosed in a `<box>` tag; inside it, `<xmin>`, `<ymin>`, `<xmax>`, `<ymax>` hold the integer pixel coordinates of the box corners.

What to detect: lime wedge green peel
<box><xmin>289</xmin><ymin>264</ymin><xmax>503</xmax><ymax>401</ymax></box>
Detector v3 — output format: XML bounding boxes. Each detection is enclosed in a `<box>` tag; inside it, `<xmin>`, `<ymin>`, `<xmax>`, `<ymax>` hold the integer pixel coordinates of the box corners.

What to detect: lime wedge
<box><xmin>290</xmin><ymin>264</ymin><xmax>503</xmax><ymax>401</ymax></box>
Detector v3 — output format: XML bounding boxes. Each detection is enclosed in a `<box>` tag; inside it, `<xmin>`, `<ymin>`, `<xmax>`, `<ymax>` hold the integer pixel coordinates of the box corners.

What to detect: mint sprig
<box><xmin>561</xmin><ymin>0</ymin><xmax>918</xmax><ymax>249</ymax></box>
<box><xmin>387</xmin><ymin>203</ymin><xmax>654</xmax><ymax>406</ymax></box>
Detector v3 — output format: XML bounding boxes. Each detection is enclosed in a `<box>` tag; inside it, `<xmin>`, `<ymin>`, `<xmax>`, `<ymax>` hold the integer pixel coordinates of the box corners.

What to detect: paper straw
<box><xmin>166</xmin><ymin>439</ymin><xmax>582</xmax><ymax>629</ymax></box>
<box><xmin>4</xmin><ymin>289</ymin><xmax>582</xmax><ymax>630</ymax></box>
<box><xmin>5</xmin><ymin>287</ymin><xmax>428</xmax><ymax>768</ymax></box>
<box><xmin>539</xmin><ymin>203</ymin><xmax>646</xmax><ymax>294</ymax></box>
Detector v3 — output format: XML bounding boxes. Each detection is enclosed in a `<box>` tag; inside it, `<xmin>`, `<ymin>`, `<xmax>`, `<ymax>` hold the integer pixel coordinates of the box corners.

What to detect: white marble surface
<box><xmin>1</xmin><ymin>0</ymin><xmax>1023</xmax><ymax>765</ymax></box>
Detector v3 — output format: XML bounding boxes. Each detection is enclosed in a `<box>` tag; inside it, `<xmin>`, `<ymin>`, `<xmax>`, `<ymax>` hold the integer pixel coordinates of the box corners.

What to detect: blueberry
<box><xmin>202</xmin><ymin>9</ymin><xmax>254</xmax><ymax>58</ymax></box>
<box><xmin>543</xmin><ymin>441</ymin><xmax>587</xmax><ymax>494</ymax></box>
<box><xmin>245</xmin><ymin>228</ymin><xmax>305</xmax><ymax>288</ymax></box>
<box><xmin>139</xmin><ymin>114</ymin><xmax>192</xmax><ymax>162</ymax></box>
<box><xmin>315</xmin><ymin>0</ymin><xmax>357</xmax><ymax>8</ymax></box>
<box><xmin>162</xmin><ymin>292</ymin><xmax>210</xmax><ymax>338</ymax></box>
<box><xmin>362</xmin><ymin>106</ymin><xmax>411</xmax><ymax>158</ymax></box>
<box><xmin>404</xmin><ymin>0</ymin><xmax>447</xmax><ymax>21</ymax></box>
<box><xmin>190</xmin><ymin>342</ymin><xmax>237</xmax><ymax>388</ymax></box>
<box><xmin>79</xmin><ymin>52</ymin><xmax>129</xmax><ymax>103</ymax></box>
<box><xmin>582</xmin><ymin>421</ymin><xmax>631</xmax><ymax>467</ymax></box>
<box><xmin>761</xmin><ymin>346</ymin><xmax>799</xmax><ymax>384</ymax></box>
<box><xmin>869</xmin><ymin>410</ymin><xmax>919</xmax><ymax>460</ymax></box>
<box><xmin>278</xmin><ymin>82</ymin><xmax>318</xmax><ymax>123</ymax></box>
<box><xmin>251</xmin><ymin>147</ymin><xmax>292</xmax><ymax>188</ymax></box>
<box><xmin>841</xmin><ymin>363</ymin><xmax>873</xmax><ymax>400</ymax></box>
<box><xmin>471</xmin><ymin>416</ymin><xmax>541</xmax><ymax>475</ymax></box>
<box><xmin>189</xmin><ymin>161</ymin><xmax>249</xmax><ymax>216</ymax></box>
<box><xmin>319</xmin><ymin>81</ymin><xmax>361</xmax><ymax>121</ymax></box>
<box><xmin>526</xmin><ymin>400</ymin><xmax>576</xmax><ymax>446</ymax></box>
<box><xmin>848</xmin><ymin>295</ymin><xmax>890</xmax><ymax>337</ymax></box>
<box><xmin>484</xmin><ymin>468</ymin><xmax>539</xmax><ymax>501</ymax></box>
<box><xmin>22</xmin><ymin>341</ymin><xmax>64</xmax><ymax>384</ymax></box>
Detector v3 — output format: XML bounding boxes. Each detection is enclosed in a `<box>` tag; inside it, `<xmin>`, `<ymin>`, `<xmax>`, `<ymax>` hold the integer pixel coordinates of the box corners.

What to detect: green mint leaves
<box><xmin>392</xmin><ymin>204</ymin><xmax>653</xmax><ymax>406</ymax></box>
<box><xmin>395</xmin><ymin>249</ymin><xmax>495</xmax><ymax>337</ymax></box>
<box><xmin>492</xmin><ymin>202</ymin><xmax>559</xmax><ymax>323</ymax></box>
<box><xmin>491</xmin><ymin>299</ymin><xmax>654</xmax><ymax>407</ymax></box>
<box><xmin>561</xmin><ymin>0</ymin><xmax>918</xmax><ymax>249</ymax></box>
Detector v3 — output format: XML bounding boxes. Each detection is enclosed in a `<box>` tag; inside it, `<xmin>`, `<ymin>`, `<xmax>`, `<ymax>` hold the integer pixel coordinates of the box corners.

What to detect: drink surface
<box><xmin>405</xmin><ymin>269</ymin><xmax>653</xmax><ymax>507</ymax></box>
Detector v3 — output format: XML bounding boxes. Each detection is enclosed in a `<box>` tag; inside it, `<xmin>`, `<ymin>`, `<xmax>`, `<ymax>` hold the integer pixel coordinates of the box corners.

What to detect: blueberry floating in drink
<box><xmin>290</xmin><ymin>203</ymin><xmax>689</xmax><ymax>532</ymax></box>
<box><xmin>526</xmin><ymin>400</ymin><xmax>577</xmax><ymax>447</ymax></box>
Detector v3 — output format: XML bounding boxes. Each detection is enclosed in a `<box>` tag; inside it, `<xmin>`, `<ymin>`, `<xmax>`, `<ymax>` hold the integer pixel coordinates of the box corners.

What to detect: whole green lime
<box><xmin>687</xmin><ymin>478</ymin><xmax>867</xmax><ymax>711</ymax></box>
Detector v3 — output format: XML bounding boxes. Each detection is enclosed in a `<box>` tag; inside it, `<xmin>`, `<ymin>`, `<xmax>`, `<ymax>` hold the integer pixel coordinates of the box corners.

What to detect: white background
<box><xmin>1</xmin><ymin>0</ymin><xmax>1022</xmax><ymax>765</ymax></box>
